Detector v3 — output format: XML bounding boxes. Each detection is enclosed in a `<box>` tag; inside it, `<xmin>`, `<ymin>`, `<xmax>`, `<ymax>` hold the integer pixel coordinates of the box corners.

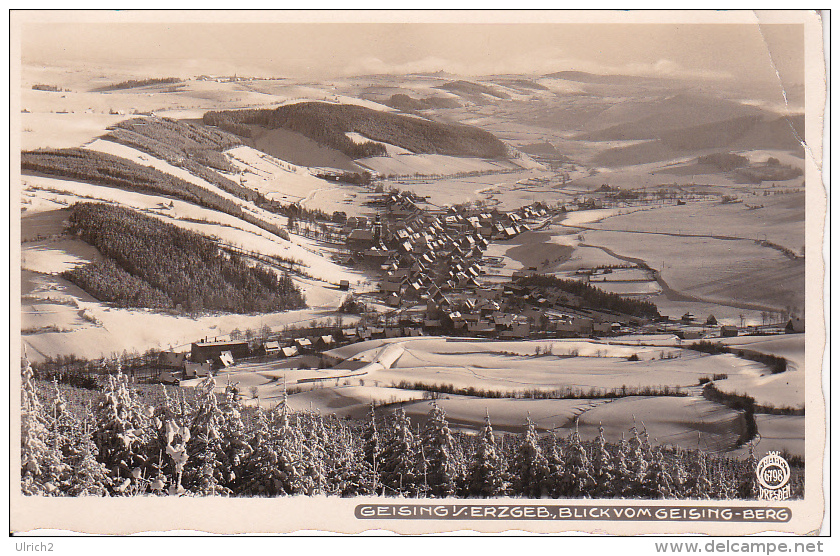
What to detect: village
<box><xmin>143</xmin><ymin>189</ymin><xmax>804</xmax><ymax>386</ymax></box>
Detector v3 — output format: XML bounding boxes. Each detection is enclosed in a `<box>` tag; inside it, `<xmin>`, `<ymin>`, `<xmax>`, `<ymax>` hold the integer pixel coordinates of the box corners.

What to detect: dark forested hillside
<box><xmin>21</xmin><ymin>148</ymin><xmax>289</xmax><ymax>238</ymax></box>
<box><xmin>105</xmin><ymin>117</ymin><xmax>255</xmax><ymax>201</ymax></box>
<box><xmin>62</xmin><ymin>203</ymin><xmax>305</xmax><ymax>313</ymax></box>
<box><xmin>203</xmin><ymin>101</ymin><xmax>508</xmax><ymax>159</ymax></box>
<box><xmin>22</xmin><ymin>148</ymin><xmax>243</xmax><ymax>214</ymax></box>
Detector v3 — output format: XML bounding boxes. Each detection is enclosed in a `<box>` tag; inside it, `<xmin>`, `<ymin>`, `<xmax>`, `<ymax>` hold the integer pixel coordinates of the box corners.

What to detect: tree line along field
<box><xmin>96</xmin><ymin>77</ymin><xmax>182</xmax><ymax>92</ymax></box>
<box><xmin>21</xmin><ymin>365</ymin><xmax>802</xmax><ymax>499</ymax></box>
<box><xmin>203</xmin><ymin>101</ymin><xmax>509</xmax><ymax>159</ymax></box>
<box><xmin>516</xmin><ymin>274</ymin><xmax>659</xmax><ymax>318</ymax></box>
<box><xmin>62</xmin><ymin>202</ymin><xmax>304</xmax><ymax>313</ymax></box>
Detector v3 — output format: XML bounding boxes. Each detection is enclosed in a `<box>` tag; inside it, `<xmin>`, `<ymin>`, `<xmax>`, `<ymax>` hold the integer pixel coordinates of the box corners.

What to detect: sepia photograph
<box><xmin>9</xmin><ymin>9</ymin><xmax>828</xmax><ymax>536</ymax></box>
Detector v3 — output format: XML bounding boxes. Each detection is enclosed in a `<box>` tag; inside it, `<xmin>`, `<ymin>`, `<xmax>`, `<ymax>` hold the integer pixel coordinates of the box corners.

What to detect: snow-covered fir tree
<box><xmin>592</xmin><ymin>424</ymin><xmax>616</xmax><ymax>497</ymax></box>
<box><xmin>21</xmin><ymin>359</ymin><xmax>68</xmax><ymax>495</ymax></box>
<box><xmin>467</xmin><ymin>410</ymin><xmax>504</xmax><ymax>497</ymax></box>
<box><xmin>419</xmin><ymin>403</ymin><xmax>457</xmax><ymax>497</ymax></box>
<box><xmin>379</xmin><ymin>407</ymin><xmax>418</xmax><ymax>496</ymax></box>
<box><xmin>511</xmin><ymin>415</ymin><xmax>550</xmax><ymax>497</ymax></box>
<box><xmin>558</xmin><ymin>428</ymin><xmax>596</xmax><ymax>497</ymax></box>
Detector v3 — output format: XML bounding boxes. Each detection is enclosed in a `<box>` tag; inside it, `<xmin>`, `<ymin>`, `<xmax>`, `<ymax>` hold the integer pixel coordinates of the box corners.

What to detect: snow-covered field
<box><xmin>345</xmin><ymin>132</ymin><xmax>412</xmax><ymax>156</ymax></box>
<box><xmin>730</xmin><ymin>414</ymin><xmax>805</xmax><ymax>459</ymax></box>
<box><xmin>356</xmin><ymin>153</ymin><xmax>523</xmax><ymax>177</ymax></box>
<box><xmin>342</xmin><ymin>338</ymin><xmax>763</xmax><ymax>394</ymax></box>
<box><xmin>590</xmin><ymin>197</ymin><xmax>805</xmax><ymax>254</ymax></box>
<box><xmin>180</xmin><ymin>334</ymin><xmax>759</xmax><ymax>454</ymax></box>
<box><xmin>711</xmin><ymin>335</ymin><xmax>805</xmax><ymax>409</ymax></box>
<box><xmin>575</xmin><ymin>395</ymin><xmax>746</xmax><ymax>454</ymax></box>
<box><xmin>401</xmin><ymin>396</ymin><xmax>613</xmax><ymax>434</ymax></box>
<box><xmin>579</xmin><ymin>229</ymin><xmax>803</xmax><ymax>313</ymax></box>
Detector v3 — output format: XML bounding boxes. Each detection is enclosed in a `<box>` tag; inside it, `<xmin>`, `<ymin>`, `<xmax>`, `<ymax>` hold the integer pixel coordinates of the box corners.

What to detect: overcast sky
<box><xmin>21</xmin><ymin>21</ymin><xmax>803</xmax><ymax>87</ymax></box>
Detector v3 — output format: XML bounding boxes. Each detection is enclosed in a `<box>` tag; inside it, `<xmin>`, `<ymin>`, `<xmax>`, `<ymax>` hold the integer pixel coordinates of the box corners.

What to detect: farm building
<box><xmin>676</xmin><ymin>330</ymin><xmax>703</xmax><ymax>340</ymax></box>
<box><xmin>592</xmin><ymin>322</ymin><xmax>612</xmax><ymax>335</ymax></box>
<box><xmin>720</xmin><ymin>325</ymin><xmax>739</xmax><ymax>337</ymax></box>
<box><xmin>191</xmin><ymin>340</ymin><xmax>249</xmax><ymax>364</ymax></box>
<box><xmin>281</xmin><ymin>346</ymin><xmax>299</xmax><ymax>358</ymax></box>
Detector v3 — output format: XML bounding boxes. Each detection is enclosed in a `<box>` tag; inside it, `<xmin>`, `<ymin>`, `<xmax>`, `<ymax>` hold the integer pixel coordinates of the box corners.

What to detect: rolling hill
<box><xmin>576</xmin><ymin>93</ymin><xmax>766</xmax><ymax>141</ymax></box>
<box><xmin>434</xmin><ymin>80</ymin><xmax>511</xmax><ymax>100</ymax></box>
<box><xmin>204</xmin><ymin>101</ymin><xmax>508</xmax><ymax>159</ymax></box>
<box><xmin>592</xmin><ymin>114</ymin><xmax>806</xmax><ymax>167</ymax></box>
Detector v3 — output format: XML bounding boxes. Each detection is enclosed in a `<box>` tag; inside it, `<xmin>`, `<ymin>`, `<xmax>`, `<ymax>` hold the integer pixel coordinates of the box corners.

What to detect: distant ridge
<box><xmin>543</xmin><ymin>70</ymin><xmax>675</xmax><ymax>86</ymax></box>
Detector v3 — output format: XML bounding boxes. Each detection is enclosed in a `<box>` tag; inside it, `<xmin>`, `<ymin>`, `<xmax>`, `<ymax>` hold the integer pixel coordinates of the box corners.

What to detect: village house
<box><xmin>346</xmin><ymin>228</ymin><xmax>376</xmax><ymax>250</ymax></box>
<box><xmin>184</xmin><ymin>361</ymin><xmax>212</xmax><ymax>378</ymax></box>
<box><xmin>316</xmin><ymin>335</ymin><xmax>335</xmax><ymax>350</ymax></box>
<box><xmin>281</xmin><ymin>346</ymin><xmax>299</xmax><ymax>358</ymax></box>
<box><xmin>294</xmin><ymin>337</ymin><xmax>313</xmax><ymax>351</ymax></box>
<box><xmin>160</xmin><ymin>351</ymin><xmax>188</xmax><ymax>368</ymax></box>
<box><xmin>262</xmin><ymin>340</ymin><xmax>282</xmax><ymax>355</ymax></box>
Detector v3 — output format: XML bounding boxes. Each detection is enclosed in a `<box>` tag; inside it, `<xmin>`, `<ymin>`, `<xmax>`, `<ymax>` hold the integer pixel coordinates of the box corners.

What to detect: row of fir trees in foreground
<box><xmin>21</xmin><ymin>363</ymin><xmax>799</xmax><ymax>499</ymax></box>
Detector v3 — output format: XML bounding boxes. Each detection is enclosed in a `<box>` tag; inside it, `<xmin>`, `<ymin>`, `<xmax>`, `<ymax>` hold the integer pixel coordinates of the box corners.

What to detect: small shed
<box><xmin>281</xmin><ymin>346</ymin><xmax>299</xmax><ymax>358</ymax></box>
<box><xmin>219</xmin><ymin>351</ymin><xmax>234</xmax><ymax>368</ymax></box>
<box><xmin>785</xmin><ymin>317</ymin><xmax>805</xmax><ymax>333</ymax></box>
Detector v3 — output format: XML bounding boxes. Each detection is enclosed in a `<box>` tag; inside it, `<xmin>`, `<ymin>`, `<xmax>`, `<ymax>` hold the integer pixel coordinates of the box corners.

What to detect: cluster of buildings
<box><xmin>342</xmin><ymin>191</ymin><xmax>550</xmax><ymax>305</ymax></box>
<box><xmin>335</xmin><ymin>191</ymin><xmax>653</xmax><ymax>340</ymax></box>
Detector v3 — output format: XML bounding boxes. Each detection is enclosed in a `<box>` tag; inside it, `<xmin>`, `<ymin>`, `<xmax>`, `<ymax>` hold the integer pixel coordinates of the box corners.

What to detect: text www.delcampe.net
<box><xmin>654</xmin><ymin>541</ymin><xmax>825</xmax><ymax>555</ymax></box>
